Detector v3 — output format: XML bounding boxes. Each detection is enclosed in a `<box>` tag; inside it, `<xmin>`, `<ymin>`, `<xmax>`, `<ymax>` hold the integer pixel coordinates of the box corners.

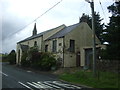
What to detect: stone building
<box><xmin>16</xmin><ymin>17</ymin><xmax>101</xmax><ymax>68</ymax></box>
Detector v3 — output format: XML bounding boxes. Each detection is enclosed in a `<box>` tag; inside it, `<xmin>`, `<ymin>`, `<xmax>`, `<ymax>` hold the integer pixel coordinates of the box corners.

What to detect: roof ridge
<box><xmin>46</xmin><ymin>23</ymin><xmax>80</xmax><ymax>40</ymax></box>
<box><xmin>17</xmin><ymin>24</ymin><xmax>66</xmax><ymax>43</ymax></box>
<box><xmin>42</xmin><ymin>24</ymin><xmax>66</xmax><ymax>33</ymax></box>
<box><xmin>67</xmin><ymin>23</ymin><xmax>79</xmax><ymax>27</ymax></box>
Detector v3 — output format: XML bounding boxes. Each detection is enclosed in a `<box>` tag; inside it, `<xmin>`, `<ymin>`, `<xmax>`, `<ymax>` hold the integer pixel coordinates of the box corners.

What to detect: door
<box><xmin>76</xmin><ymin>51</ymin><xmax>80</xmax><ymax>67</ymax></box>
<box><xmin>85</xmin><ymin>49</ymin><xmax>93</xmax><ymax>69</ymax></box>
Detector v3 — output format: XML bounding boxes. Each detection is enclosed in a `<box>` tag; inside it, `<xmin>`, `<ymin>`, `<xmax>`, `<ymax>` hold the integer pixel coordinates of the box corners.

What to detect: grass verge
<box><xmin>59</xmin><ymin>70</ymin><xmax>119</xmax><ymax>88</ymax></box>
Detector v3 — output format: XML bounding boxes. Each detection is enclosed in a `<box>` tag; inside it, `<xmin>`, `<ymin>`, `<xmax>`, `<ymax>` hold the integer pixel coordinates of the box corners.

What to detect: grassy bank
<box><xmin>59</xmin><ymin>70</ymin><xmax>119</xmax><ymax>88</ymax></box>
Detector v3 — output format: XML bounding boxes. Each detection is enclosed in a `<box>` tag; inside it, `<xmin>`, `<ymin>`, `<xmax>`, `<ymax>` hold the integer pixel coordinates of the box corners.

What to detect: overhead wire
<box><xmin>7</xmin><ymin>0</ymin><xmax>63</xmax><ymax>38</ymax></box>
<box><xmin>78</xmin><ymin>2</ymin><xmax>88</xmax><ymax>17</ymax></box>
<box><xmin>99</xmin><ymin>0</ymin><xmax>108</xmax><ymax>24</ymax></box>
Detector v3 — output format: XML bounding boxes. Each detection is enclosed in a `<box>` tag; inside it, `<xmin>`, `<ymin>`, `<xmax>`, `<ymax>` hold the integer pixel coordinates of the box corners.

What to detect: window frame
<box><xmin>52</xmin><ymin>40</ymin><xmax>57</xmax><ymax>52</ymax></box>
<box><xmin>69</xmin><ymin>39</ymin><xmax>75</xmax><ymax>52</ymax></box>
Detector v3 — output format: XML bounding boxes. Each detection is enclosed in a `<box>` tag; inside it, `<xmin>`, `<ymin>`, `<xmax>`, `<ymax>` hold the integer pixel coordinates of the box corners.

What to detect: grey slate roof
<box><xmin>18</xmin><ymin>24</ymin><xmax>65</xmax><ymax>43</ymax></box>
<box><xmin>46</xmin><ymin>23</ymin><xmax>80</xmax><ymax>40</ymax></box>
<box><xmin>18</xmin><ymin>32</ymin><xmax>44</xmax><ymax>43</ymax></box>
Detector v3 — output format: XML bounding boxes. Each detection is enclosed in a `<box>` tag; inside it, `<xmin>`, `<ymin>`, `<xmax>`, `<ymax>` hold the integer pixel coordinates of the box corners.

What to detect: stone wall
<box><xmin>97</xmin><ymin>60</ymin><xmax>120</xmax><ymax>72</ymax></box>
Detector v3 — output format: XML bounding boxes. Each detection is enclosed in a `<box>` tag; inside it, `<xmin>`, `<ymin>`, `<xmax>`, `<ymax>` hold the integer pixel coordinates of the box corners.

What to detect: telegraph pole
<box><xmin>85</xmin><ymin>0</ymin><xmax>96</xmax><ymax>77</ymax></box>
<box><xmin>91</xmin><ymin>0</ymin><xmax>96</xmax><ymax>77</ymax></box>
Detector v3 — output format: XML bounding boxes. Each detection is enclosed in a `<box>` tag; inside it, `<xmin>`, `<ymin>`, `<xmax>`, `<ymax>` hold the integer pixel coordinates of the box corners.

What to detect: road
<box><xmin>1</xmin><ymin>62</ymin><xmax>84</xmax><ymax>90</ymax></box>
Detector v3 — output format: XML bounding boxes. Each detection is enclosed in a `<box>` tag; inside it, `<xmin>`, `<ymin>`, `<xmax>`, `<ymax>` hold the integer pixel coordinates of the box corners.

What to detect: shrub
<box><xmin>28</xmin><ymin>46</ymin><xmax>38</xmax><ymax>55</ymax></box>
<box><xmin>21</xmin><ymin>46</ymin><xmax>57</xmax><ymax>71</ymax></box>
<box><xmin>21</xmin><ymin>52</ymin><xmax>31</xmax><ymax>67</ymax></box>
<box><xmin>99</xmin><ymin>49</ymin><xmax>109</xmax><ymax>60</ymax></box>
<box><xmin>56</xmin><ymin>57</ymin><xmax>62</xmax><ymax>68</ymax></box>
<box><xmin>30</xmin><ymin>52</ymin><xmax>42</xmax><ymax>68</ymax></box>
<box><xmin>40</xmin><ymin>53</ymin><xmax>56</xmax><ymax>70</ymax></box>
<box><xmin>8</xmin><ymin>50</ymin><xmax>16</xmax><ymax>64</ymax></box>
<box><xmin>2</xmin><ymin>54</ymin><xmax>9</xmax><ymax>62</ymax></box>
<box><xmin>30</xmin><ymin>52</ymin><xmax>57</xmax><ymax>70</ymax></box>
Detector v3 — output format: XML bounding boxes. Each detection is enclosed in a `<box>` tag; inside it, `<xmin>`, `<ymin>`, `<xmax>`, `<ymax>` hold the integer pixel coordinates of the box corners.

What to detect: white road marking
<box><xmin>53</xmin><ymin>81</ymin><xmax>82</xmax><ymax>89</ymax></box>
<box><xmin>32</xmin><ymin>82</ymin><xmax>45</xmax><ymax>88</ymax></box>
<box><xmin>43</xmin><ymin>81</ymin><xmax>62</xmax><ymax>89</ymax></box>
<box><xmin>53</xmin><ymin>81</ymin><xmax>74</xmax><ymax>89</ymax></box>
<box><xmin>37</xmin><ymin>82</ymin><xmax>53</xmax><ymax>88</ymax></box>
<box><xmin>18</xmin><ymin>82</ymin><xmax>33</xmax><ymax>90</ymax></box>
<box><xmin>27</xmin><ymin>82</ymin><xmax>40</xmax><ymax>89</ymax></box>
<box><xmin>69</xmin><ymin>84</ymin><xmax>82</xmax><ymax>89</ymax></box>
<box><xmin>27</xmin><ymin>71</ymin><xmax>32</xmax><ymax>73</ymax></box>
<box><xmin>19</xmin><ymin>81</ymin><xmax>81</xmax><ymax>90</ymax></box>
<box><xmin>0</xmin><ymin>71</ymin><xmax>8</xmax><ymax>76</ymax></box>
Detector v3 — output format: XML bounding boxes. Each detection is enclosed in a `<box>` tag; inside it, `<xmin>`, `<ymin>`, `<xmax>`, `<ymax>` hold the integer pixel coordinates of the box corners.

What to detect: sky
<box><xmin>1</xmin><ymin>0</ymin><xmax>114</xmax><ymax>54</ymax></box>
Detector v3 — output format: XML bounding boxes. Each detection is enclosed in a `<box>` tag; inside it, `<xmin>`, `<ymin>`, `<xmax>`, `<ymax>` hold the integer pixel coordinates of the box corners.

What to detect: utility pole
<box><xmin>85</xmin><ymin>0</ymin><xmax>96</xmax><ymax>77</ymax></box>
<box><xmin>91</xmin><ymin>0</ymin><xmax>96</xmax><ymax>77</ymax></box>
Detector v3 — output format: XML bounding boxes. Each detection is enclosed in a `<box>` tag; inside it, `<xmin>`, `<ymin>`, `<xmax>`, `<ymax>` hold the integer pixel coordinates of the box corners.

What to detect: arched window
<box><xmin>34</xmin><ymin>41</ymin><xmax>37</xmax><ymax>46</ymax></box>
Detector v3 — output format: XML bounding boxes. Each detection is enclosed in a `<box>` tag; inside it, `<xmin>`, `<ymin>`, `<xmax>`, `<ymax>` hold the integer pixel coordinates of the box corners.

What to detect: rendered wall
<box><xmin>64</xmin><ymin>22</ymin><xmax>101</xmax><ymax>67</ymax></box>
<box><xmin>45</xmin><ymin>38</ymin><xmax>64</xmax><ymax>67</ymax></box>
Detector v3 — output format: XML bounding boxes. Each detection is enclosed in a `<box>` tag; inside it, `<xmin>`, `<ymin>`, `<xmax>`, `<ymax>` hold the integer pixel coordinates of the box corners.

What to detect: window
<box><xmin>45</xmin><ymin>45</ymin><xmax>48</xmax><ymax>52</ymax></box>
<box><xmin>69</xmin><ymin>40</ymin><xmax>75</xmax><ymax>52</ymax></box>
<box><xmin>52</xmin><ymin>40</ymin><xmax>57</xmax><ymax>52</ymax></box>
<box><xmin>34</xmin><ymin>41</ymin><xmax>37</xmax><ymax>46</ymax></box>
<box><xmin>59</xmin><ymin>43</ymin><xmax>62</xmax><ymax>46</ymax></box>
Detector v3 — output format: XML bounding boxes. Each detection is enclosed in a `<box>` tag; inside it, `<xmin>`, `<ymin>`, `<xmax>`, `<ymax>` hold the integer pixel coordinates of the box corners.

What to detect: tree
<box><xmin>103</xmin><ymin>1</ymin><xmax>120</xmax><ymax>60</ymax></box>
<box><xmin>93</xmin><ymin>12</ymin><xmax>104</xmax><ymax>43</ymax></box>
<box><xmin>1</xmin><ymin>53</ymin><xmax>8</xmax><ymax>62</ymax></box>
<box><xmin>8</xmin><ymin>50</ymin><xmax>16</xmax><ymax>64</ymax></box>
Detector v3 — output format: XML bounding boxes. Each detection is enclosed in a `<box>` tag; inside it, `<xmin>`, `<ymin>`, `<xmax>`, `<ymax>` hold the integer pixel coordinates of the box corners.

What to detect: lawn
<box><xmin>59</xmin><ymin>70</ymin><xmax>119</xmax><ymax>88</ymax></box>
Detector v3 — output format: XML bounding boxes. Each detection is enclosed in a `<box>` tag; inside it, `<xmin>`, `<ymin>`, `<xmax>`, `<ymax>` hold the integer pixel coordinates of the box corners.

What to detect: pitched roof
<box><xmin>18</xmin><ymin>24</ymin><xmax>65</xmax><ymax>43</ymax></box>
<box><xmin>46</xmin><ymin>23</ymin><xmax>80</xmax><ymax>40</ymax></box>
<box><xmin>18</xmin><ymin>32</ymin><xmax>44</xmax><ymax>43</ymax></box>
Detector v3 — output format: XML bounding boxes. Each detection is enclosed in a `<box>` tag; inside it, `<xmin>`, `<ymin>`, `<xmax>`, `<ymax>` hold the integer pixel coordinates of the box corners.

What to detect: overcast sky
<box><xmin>1</xmin><ymin>0</ymin><xmax>114</xmax><ymax>54</ymax></box>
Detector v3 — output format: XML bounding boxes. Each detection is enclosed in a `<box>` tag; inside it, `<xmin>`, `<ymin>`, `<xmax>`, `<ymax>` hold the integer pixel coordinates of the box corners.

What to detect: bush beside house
<box><xmin>40</xmin><ymin>53</ymin><xmax>56</xmax><ymax>70</ymax></box>
<box><xmin>1</xmin><ymin>53</ymin><xmax>8</xmax><ymax>62</ymax></box>
<box><xmin>1</xmin><ymin>50</ymin><xmax>16</xmax><ymax>64</ymax></box>
<box><xmin>21</xmin><ymin>46</ymin><xmax>57</xmax><ymax>71</ymax></box>
<box><xmin>21</xmin><ymin>51</ymin><xmax>30</xmax><ymax>67</ymax></box>
<box><xmin>8</xmin><ymin>50</ymin><xmax>16</xmax><ymax>64</ymax></box>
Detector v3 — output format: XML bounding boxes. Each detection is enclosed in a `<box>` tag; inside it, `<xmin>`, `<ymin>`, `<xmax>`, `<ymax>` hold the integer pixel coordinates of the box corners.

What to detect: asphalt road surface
<box><xmin>1</xmin><ymin>62</ymin><xmax>87</xmax><ymax>90</ymax></box>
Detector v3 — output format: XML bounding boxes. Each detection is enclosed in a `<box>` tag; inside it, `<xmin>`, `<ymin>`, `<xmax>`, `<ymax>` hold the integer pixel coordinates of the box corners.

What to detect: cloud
<box><xmin>1</xmin><ymin>0</ymin><xmax>114</xmax><ymax>53</ymax></box>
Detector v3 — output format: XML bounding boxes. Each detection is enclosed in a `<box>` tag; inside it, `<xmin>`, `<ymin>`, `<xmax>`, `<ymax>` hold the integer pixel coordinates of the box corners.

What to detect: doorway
<box><xmin>85</xmin><ymin>48</ymin><xmax>93</xmax><ymax>69</ymax></box>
